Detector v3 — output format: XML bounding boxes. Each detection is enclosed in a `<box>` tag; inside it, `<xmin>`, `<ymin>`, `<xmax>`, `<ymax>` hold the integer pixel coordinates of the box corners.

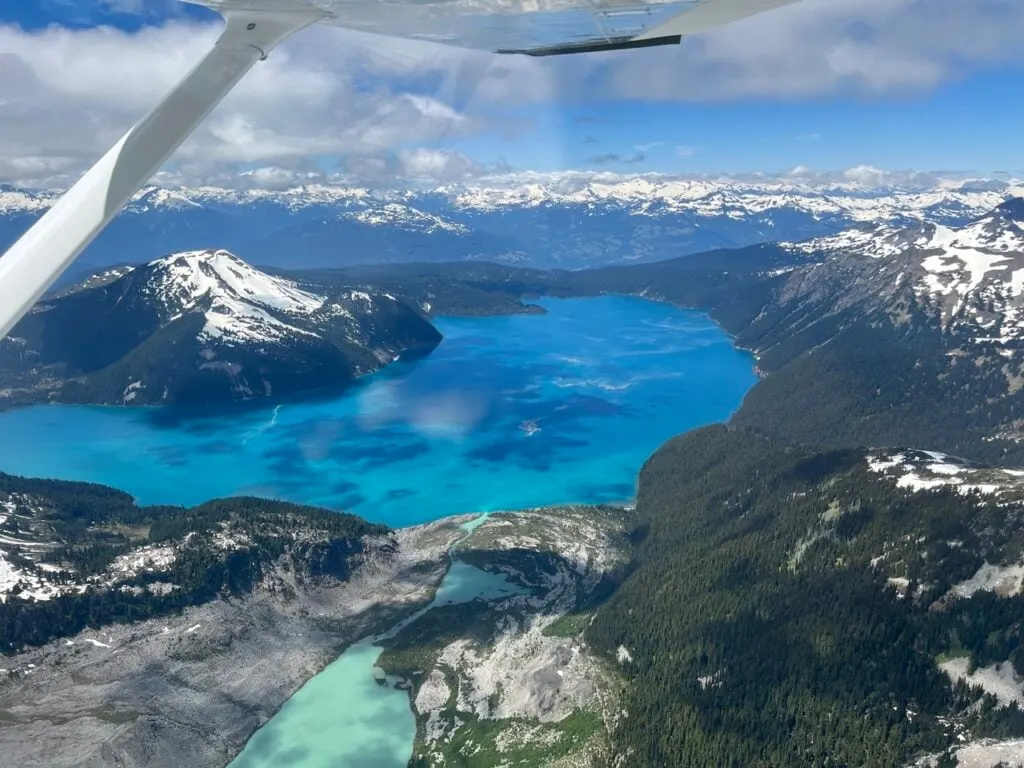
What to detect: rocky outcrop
<box><xmin>0</xmin><ymin>518</ymin><xmax>467</xmax><ymax>768</ymax></box>
<box><xmin>384</xmin><ymin>506</ymin><xmax>632</xmax><ymax>768</ymax></box>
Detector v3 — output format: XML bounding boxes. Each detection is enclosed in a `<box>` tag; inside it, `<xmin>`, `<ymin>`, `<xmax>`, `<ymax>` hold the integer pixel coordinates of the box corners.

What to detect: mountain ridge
<box><xmin>5</xmin><ymin>197</ymin><xmax>1024</xmax><ymax>765</ymax></box>
<box><xmin>3</xmin><ymin>176</ymin><xmax>1022</xmax><ymax>271</ymax></box>
<box><xmin>0</xmin><ymin>249</ymin><xmax>442</xmax><ymax>407</ymax></box>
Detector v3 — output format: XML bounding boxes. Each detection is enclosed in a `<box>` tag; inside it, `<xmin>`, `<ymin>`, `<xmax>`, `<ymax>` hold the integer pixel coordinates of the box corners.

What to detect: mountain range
<box><xmin>5</xmin><ymin>192</ymin><xmax>1024</xmax><ymax>444</ymax></box>
<box><xmin>285</xmin><ymin>196</ymin><xmax>1024</xmax><ymax>466</ymax></box>
<box><xmin>2</xmin><ymin>175</ymin><xmax>1022</xmax><ymax>273</ymax></box>
<box><xmin>0</xmin><ymin>249</ymin><xmax>441</xmax><ymax>407</ymax></box>
<box><xmin>7</xmin><ymin>174</ymin><xmax>1024</xmax><ymax>766</ymax></box>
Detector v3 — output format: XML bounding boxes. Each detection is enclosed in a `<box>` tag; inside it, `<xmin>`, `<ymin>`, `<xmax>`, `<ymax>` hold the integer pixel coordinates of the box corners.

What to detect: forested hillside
<box><xmin>0</xmin><ymin>473</ymin><xmax>388</xmax><ymax>652</ymax></box>
<box><xmin>304</xmin><ymin>217</ymin><xmax>1024</xmax><ymax>466</ymax></box>
<box><xmin>586</xmin><ymin>426</ymin><xmax>1024</xmax><ymax>766</ymax></box>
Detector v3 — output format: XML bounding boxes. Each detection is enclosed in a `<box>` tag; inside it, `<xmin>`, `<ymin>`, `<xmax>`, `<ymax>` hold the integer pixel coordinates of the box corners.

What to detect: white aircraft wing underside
<box><xmin>188</xmin><ymin>0</ymin><xmax>798</xmax><ymax>55</ymax></box>
<box><xmin>0</xmin><ymin>0</ymin><xmax>800</xmax><ymax>339</ymax></box>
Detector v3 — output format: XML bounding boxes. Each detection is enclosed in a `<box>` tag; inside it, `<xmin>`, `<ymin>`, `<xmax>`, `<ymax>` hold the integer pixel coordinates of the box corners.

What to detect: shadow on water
<box><xmin>0</xmin><ymin>295</ymin><xmax>757</xmax><ymax>524</ymax></box>
<box><xmin>138</xmin><ymin>357</ymin><xmax>434</xmax><ymax>430</ymax></box>
<box><xmin>463</xmin><ymin>434</ymin><xmax>588</xmax><ymax>470</ymax></box>
<box><xmin>572</xmin><ymin>480</ymin><xmax>636</xmax><ymax>500</ymax></box>
<box><xmin>326</xmin><ymin>438</ymin><xmax>432</xmax><ymax>470</ymax></box>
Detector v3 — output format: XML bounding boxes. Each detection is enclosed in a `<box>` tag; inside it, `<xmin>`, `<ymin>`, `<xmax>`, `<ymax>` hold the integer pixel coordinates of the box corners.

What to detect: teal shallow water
<box><xmin>229</xmin><ymin>515</ymin><xmax>527</xmax><ymax>768</ymax></box>
<box><xmin>0</xmin><ymin>296</ymin><xmax>757</xmax><ymax>527</ymax></box>
<box><xmin>229</xmin><ymin>641</ymin><xmax>413</xmax><ymax>768</ymax></box>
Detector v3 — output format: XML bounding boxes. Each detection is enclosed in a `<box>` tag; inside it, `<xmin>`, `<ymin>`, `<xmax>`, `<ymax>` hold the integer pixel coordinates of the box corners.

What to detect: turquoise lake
<box><xmin>0</xmin><ymin>296</ymin><xmax>757</xmax><ymax>527</ymax></box>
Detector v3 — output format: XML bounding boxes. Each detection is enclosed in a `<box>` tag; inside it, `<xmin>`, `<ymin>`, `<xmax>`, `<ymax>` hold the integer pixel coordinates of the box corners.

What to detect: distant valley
<box><xmin>5</xmin><ymin>183</ymin><xmax>1024</xmax><ymax>768</ymax></box>
<box><xmin>3</xmin><ymin>175</ymin><xmax>1021</xmax><ymax>271</ymax></box>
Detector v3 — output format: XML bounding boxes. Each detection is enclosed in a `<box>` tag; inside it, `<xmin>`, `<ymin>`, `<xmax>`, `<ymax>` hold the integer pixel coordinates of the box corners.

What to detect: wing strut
<box><xmin>0</xmin><ymin>10</ymin><xmax>319</xmax><ymax>338</ymax></box>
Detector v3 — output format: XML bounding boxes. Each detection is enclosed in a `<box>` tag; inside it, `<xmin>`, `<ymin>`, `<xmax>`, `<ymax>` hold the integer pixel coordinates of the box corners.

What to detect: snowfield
<box><xmin>3</xmin><ymin>174</ymin><xmax>1021</xmax><ymax>226</ymax></box>
<box><xmin>343</xmin><ymin>204</ymin><xmax>469</xmax><ymax>234</ymax></box>
<box><xmin>146</xmin><ymin>249</ymin><xmax>325</xmax><ymax>345</ymax></box>
<box><xmin>867</xmin><ymin>449</ymin><xmax>1024</xmax><ymax>497</ymax></box>
<box><xmin>787</xmin><ymin>200</ymin><xmax>1024</xmax><ymax>338</ymax></box>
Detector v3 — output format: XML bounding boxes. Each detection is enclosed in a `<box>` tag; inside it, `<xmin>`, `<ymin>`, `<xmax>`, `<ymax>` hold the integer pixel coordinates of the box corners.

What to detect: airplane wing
<box><xmin>192</xmin><ymin>0</ymin><xmax>799</xmax><ymax>56</ymax></box>
<box><xmin>0</xmin><ymin>0</ymin><xmax>799</xmax><ymax>338</ymax></box>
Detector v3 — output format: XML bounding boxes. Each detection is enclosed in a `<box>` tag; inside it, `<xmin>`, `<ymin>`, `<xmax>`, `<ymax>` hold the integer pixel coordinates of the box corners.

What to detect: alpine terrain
<box><xmin>0</xmin><ymin>249</ymin><xmax>441</xmax><ymax>407</ymax></box>
<box><xmin>4</xmin><ymin>187</ymin><xmax>1024</xmax><ymax>768</ymax></box>
<box><xmin>728</xmin><ymin>196</ymin><xmax>1024</xmax><ymax>462</ymax></box>
<box><xmin>2</xmin><ymin>175</ymin><xmax>1021</xmax><ymax>271</ymax></box>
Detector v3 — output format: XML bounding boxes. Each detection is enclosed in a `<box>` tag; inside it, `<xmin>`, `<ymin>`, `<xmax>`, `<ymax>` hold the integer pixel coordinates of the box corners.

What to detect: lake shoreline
<box><xmin>0</xmin><ymin>504</ymin><xmax>633</xmax><ymax>768</ymax></box>
<box><xmin>0</xmin><ymin>517</ymin><xmax>468</xmax><ymax>768</ymax></box>
<box><xmin>0</xmin><ymin>295</ymin><xmax>756</xmax><ymax>525</ymax></box>
<box><xmin>228</xmin><ymin>504</ymin><xmax>632</xmax><ymax>768</ymax></box>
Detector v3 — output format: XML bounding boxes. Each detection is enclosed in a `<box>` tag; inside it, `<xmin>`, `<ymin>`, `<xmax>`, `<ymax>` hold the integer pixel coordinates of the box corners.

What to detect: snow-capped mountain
<box><xmin>682</xmin><ymin>198</ymin><xmax>1024</xmax><ymax>464</ymax></box>
<box><xmin>0</xmin><ymin>184</ymin><xmax>54</xmax><ymax>215</ymax></box>
<box><xmin>0</xmin><ymin>249</ymin><xmax>441</xmax><ymax>406</ymax></box>
<box><xmin>431</xmin><ymin>174</ymin><xmax>1020</xmax><ymax>220</ymax></box>
<box><xmin>786</xmin><ymin>198</ymin><xmax>1024</xmax><ymax>342</ymax></box>
<box><xmin>342</xmin><ymin>203</ymin><xmax>468</xmax><ymax>234</ymax></box>
<box><xmin>2</xmin><ymin>175</ymin><xmax>1021</xmax><ymax>271</ymax></box>
<box><xmin>140</xmin><ymin>250</ymin><xmax>328</xmax><ymax>346</ymax></box>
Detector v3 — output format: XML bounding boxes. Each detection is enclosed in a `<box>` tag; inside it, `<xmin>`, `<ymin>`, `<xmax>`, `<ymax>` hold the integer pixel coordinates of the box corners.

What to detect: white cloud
<box><xmin>0</xmin><ymin>20</ymin><xmax>503</xmax><ymax>187</ymax></box>
<box><xmin>237</xmin><ymin>166</ymin><xmax>326</xmax><ymax>190</ymax></box>
<box><xmin>635</xmin><ymin>141</ymin><xmax>666</xmax><ymax>153</ymax></box>
<box><xmin>398</xmin><ymin>148</ymin><xmax>484</xmax><ymax>181</ymax></box>
<box><xmin>843</xmin><ymin>164</ymin><xmax>890</xmax><ymax>186</ymax></box>
<box><xmin>1</xmin><ymin>0</ymin><xmax>1023</xmax><ymax>188</ymax></box>
<box><xmin>334</xmin><ymin>148</ymin><xmax>510</xmax><ymax>186</ymax></box>
<box><xmin>97</xmin><ymin>0</ymin><xmax>190</xmax><ymax>14</ymax></box>
<box><xmin>98</xmin><ymin>0</ymin><xmax>148</xmax><ymax>13</ymax></box>
<box><xmin>598</xmin><ymin>0</ymin><xmax>1024</xmax><ymax>101</ymax></box>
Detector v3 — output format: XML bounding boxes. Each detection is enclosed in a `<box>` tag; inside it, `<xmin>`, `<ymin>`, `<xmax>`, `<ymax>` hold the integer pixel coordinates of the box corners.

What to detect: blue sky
<box><xmin>6</xmin><ymin>0</ymin><xmax>215</xmax><ymax>31</ymax></box>
<box><xmin>455</xmin><ymin>74</ymin><xmax>1024</xmax><ymax>176</ymax></box>
<box><xmin>2</xmin><ymin>0</ymin><xmax>1023</xmax><ymax>185</ymax></box>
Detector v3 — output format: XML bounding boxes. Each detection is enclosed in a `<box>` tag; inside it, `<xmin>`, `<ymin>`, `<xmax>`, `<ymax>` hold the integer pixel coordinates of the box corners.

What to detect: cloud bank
<box><xmin>0</xmin><ymin>0</ymin><xmax>1022</xmax><ymax>187</ymax></box>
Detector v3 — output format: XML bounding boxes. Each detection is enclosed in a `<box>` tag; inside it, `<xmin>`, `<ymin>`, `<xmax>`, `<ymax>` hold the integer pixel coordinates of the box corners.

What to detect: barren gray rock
<box><xmin>0</xmin><ymin>518</ymin><xmax>467</xmax><ymax>768</ymax></box>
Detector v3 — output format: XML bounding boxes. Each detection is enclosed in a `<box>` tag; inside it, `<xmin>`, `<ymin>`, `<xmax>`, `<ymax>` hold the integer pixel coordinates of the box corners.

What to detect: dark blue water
<box><xmin>0</xmin><ymin>296</ymin><xmax>756</xmax><ymax>526</ymax></box>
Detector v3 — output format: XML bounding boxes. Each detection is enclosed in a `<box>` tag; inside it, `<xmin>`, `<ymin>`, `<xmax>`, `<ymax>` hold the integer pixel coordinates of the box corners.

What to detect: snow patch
<box><xmin>940</xmin><ymin>657</ymin><xmax>1024</xmax><ymax>708</ymax></box>
<box><xmin>108</xmin><ymin>545</ymin><xmax>176</xmax><ymax>579</ymax></box>
<box><xmin>867</xmin><ymin>450</ymin><xmax>1024</xmax><ymax>496</ymax></box>
<box><xmin>952</xmin><ymin>562</ymin><xmax>1024</xmax><ymax>598</ymax></box>
<box><xmin>146</xmin><ymin>249</ymin><xmax>326</xmax><ymax>346</ymax></box>
<box><xmin>342</xmin><ymin>203</ymin><xmax>468</xmax><ymax>234</ymax></box>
